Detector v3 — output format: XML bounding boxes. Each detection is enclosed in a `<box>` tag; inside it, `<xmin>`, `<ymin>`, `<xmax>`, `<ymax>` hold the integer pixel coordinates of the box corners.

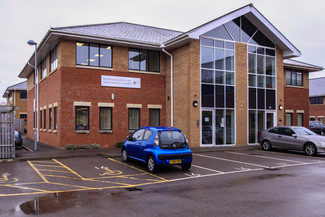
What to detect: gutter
<box><xmin>162</xmin><ymin>47</ymin><xmax>173</xmax><ymax>127</ymax></box>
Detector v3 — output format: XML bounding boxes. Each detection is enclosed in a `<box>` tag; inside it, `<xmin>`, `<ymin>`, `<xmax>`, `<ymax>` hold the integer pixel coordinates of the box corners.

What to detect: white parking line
<box><xmin>191</xmin><ymin>165</ymin><xmax>224</xmax><ymax>174</ymax></box>
<box><xmin>226</xmin><ymin>151</ymin><xmax>305</xmax><ymax>163</ymax></box>
<box><xmin>193</xmin><ymin>153</ymin><xmax>271</xmax><ymax>169</ymax></box>
<box><xmin>169</xmin><ymin>168</ymin><xmax>263</xmax><ymax>182</ymax></box>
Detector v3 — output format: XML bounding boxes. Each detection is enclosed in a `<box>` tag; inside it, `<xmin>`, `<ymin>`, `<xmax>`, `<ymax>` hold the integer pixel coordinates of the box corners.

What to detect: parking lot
<box><xmin>1</xmin><ymin>149</ymin><xmax>325</xmax><ymax>197</ymax></box>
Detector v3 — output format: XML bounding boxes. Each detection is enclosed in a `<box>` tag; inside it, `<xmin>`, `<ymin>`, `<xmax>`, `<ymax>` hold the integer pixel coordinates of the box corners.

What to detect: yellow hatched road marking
<box><xmin>38</xmin><ymin>169</ymin><xmax>75</xmax><ymax>174</ymax></box>
<box><xmin>52</xmin><ymin>159</ymin><xmax>84</xmax><ymax>179</ymax></box>
<box><xmin>4</xmin><ymin>184</ymin><xmax>49</xmax><ymax>192</ymax></box>
<box><xmin>32</xmin><ymin>164</ymin><xmax>66</xmax><ymax>168</ymax></box>
<box><xmin>27</xmin><ymin>161</ymin><xmax>49</xmax><ymax>183</ymax></box>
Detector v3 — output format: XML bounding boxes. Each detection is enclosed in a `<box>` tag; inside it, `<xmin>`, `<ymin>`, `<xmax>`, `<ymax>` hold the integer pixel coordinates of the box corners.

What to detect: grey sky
<box><xmin>0</xmin><ymin>0</ymin><xmax>324</xmax><ymax>103</ymax></box>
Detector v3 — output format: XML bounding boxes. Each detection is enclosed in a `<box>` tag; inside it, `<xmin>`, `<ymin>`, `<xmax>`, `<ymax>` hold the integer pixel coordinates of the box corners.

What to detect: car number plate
<box><xmin>170</xmin><ymin>159</ymin><xmax>182</xmax><ymax>164</ymax></box>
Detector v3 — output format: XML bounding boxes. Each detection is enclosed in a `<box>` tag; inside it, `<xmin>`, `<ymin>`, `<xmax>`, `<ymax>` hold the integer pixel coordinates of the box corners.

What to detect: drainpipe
<box><xmin>162</xmin><ymin>48</ymin><xmax>173</xmax><ymax>127</ymax></box>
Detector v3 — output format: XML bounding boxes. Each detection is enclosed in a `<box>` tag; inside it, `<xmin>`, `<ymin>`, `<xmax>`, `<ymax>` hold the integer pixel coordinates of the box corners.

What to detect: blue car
<box><xmin>121</xmin><ymin>126</ymin><xmax>192</xmax><ymax>173</ymax></box>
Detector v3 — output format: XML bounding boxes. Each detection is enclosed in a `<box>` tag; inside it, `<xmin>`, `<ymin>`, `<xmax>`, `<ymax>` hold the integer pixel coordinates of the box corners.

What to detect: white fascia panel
<box><xmin>188</xmin><ymin>5</ymin><xmax>251</xmax><ymax>39</ymax></box>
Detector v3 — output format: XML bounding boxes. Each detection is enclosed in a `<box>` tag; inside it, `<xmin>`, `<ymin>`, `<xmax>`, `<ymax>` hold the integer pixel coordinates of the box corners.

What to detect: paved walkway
<box><xmin>7</xmin><ymin>135</ymin><xmax>260</xmax><ymax>162</ymax></box>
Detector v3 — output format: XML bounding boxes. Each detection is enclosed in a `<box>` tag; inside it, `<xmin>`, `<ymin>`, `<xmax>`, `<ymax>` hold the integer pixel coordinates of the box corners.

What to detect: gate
<box><xmin>0</xmin><ymin>106</ymin><xmax>15</xmax><ymax>159</ymax></box>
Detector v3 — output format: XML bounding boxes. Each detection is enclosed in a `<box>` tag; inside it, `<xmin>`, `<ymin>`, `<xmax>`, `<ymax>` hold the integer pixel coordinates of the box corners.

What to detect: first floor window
<box><xmin>99</xmin><ymin>107</ymin><xmax>112</xmax><ymax>130</ymax></box>
<box><xmin>20</xmin><ymin>90</ymin><xmax>27</xmax><ymax>100</ymax></box>
<box><xmin>149</xmin><ymin>109</ymin><xmax>160</xmax><ymax>126</ymax></box>
<box><xmin>286</xmin><ymin>113</ymin><xmax>292</xmax><ymax>126</ymax></box>
<box><xmin>76</xmin><ymin>106</ymin><xmax>89</xmax><ymax>130</ymax></box>
<box><xmin>50</xmin><ymin>47</ymin><xmax>58</xmax><ymax>71</ymax></box>
<box><xmin>128</xmin><ymin>108</ymin><xmax>140</xmax><ymax>130</ymax></box>
<box><xmin>129</xmin><ymin>48</ymin><xmax>160</xmax><ymax>72</ymax></box>
<box><xmin>49</xmin><ymin>108</ymin><xmax>52</xmax><ymax>130</ymax></box>
<box><xmin>54</xmin><ymin>107</ymin><xmax>57</xmax><ymax>130</ymax></box>
<box><xmin>297</xmin><ymin>113</ymin><xmax>303</xmax><ymax>126</ymax></box>
<box><xmin>310</xmin><ymin>96</ymin><xmax>323</xmax><ymax>105</ymax></box>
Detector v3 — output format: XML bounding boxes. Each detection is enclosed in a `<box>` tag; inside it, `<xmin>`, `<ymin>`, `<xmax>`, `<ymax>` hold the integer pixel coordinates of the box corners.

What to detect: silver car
<box><xmin>259</xmin><ymin>126</ymin><xmax>325</xmax><ymax>156</ymax></box>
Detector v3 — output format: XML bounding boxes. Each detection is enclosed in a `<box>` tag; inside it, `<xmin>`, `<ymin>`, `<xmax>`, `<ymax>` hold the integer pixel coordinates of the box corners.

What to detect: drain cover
<box><xmin>125</xmin><ymin>187</ymin><xmax>143</xmax><ymax>192</ymax></box>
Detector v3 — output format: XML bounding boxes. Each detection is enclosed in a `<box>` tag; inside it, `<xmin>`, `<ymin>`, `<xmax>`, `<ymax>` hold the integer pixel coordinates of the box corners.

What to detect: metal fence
<box><xmin>0</xmin><ymin>106</ymin><xmax>15</xmax><ymax>159</ymax></box>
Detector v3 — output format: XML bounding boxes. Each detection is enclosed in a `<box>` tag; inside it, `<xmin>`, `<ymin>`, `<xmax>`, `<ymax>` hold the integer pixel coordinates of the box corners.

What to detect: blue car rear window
<box><xmin>160</xmin><ymin>131</ymin><xmax>185</xmax><ymax>145</ymax></box>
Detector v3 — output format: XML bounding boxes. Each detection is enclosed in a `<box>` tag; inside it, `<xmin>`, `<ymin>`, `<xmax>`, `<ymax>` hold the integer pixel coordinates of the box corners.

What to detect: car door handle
<box><xmin>278</xmin><ymin>135</ymin><xmax>282</xmax><ymax>138</ymax></box>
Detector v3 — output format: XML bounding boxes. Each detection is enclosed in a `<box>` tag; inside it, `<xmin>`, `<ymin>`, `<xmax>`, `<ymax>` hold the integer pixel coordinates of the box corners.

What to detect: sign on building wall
<box><xmin>101</xmin><ymin>75</ymin><xmax>141</xmax><ymax>89</ymax></box>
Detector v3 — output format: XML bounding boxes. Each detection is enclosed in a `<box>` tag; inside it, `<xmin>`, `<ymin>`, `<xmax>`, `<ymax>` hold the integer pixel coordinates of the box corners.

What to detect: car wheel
<box><xmin>181</xmin><ymin>163</ymin><xmax>191</xmax><ymax>170</ymax></box>
<box><xmin>147</xmin><ymin>156</ymin><xmax>156</xmax><ymax>173</ymax></box>
<box><xmin>304</xmin><ymin>143</ymin><xmax>317</xmax><ymax>156</ymax></box>
<box><xmin>262</xmin><ymin>140</ymin><xmax>272</xmax><ymax>151</ymax></box>
<box><xmin>122</xmin><ymin>148</ymin><xmax>129</xmax><ymax>162</ymax></box>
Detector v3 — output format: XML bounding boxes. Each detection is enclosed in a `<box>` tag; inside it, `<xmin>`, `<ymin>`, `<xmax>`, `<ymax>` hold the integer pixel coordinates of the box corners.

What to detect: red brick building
<box><xmin>283</xmin><ymin>59</ymin><xmax>323</xmax><ymax>127</ymax></box>
<box><xmin>18</xmin><ymin>4</ymin><xmax>323</xmax><ymax>148</ymax></box>
<box><xmin>309</xmin><ymin>77</ymin><xmax>325</xmax><ymax>123</ymax></box>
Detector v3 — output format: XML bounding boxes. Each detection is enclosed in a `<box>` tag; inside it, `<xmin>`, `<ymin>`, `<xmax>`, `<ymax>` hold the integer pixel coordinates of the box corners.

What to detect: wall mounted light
<box><xmin>111</xmin><ymin>93</ymin><xmax>114</xmax><ymax>100</ymax></box>
<box><xmin>278</xmin><ymin>104</ymin><xmax>283</xmax><ymax>110</ymax></box>
<box><xmin>193</xmin><ymin>100</ymin><xmax>198</xmax><ymax>107</ymax></box>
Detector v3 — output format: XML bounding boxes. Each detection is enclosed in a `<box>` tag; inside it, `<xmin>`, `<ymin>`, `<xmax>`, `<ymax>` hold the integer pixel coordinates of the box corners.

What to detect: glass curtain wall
<box><xmin>200</xmin><ymin>15</ymin><xmax>276</xmax><ymax>145</ymax></box>
<box><xmin>201</xmin><ymin>36</ymin><xmax>235</xmax><ymax>145</ymax></box>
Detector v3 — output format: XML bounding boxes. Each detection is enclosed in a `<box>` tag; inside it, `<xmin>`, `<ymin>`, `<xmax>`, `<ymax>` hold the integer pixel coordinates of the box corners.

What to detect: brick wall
<box><xmin>27</xmin><ymin>40</ymin><xmax>166</xmax><ymax>148</ymax></box>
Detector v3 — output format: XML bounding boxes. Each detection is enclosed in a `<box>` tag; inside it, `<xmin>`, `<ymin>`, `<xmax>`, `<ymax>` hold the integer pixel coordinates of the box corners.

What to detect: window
<box><xmin>20</xmin><ymin>90</ymin><xmax>27</xmax><ymax>100</ymax></box>
<box><xmin>143</xmin><ymin>130</ymin><xmax>154</xmax><ymax>140</ymax></box>
<box><xmin>99</xmin><ymin>107</ymin><xmax>112</xmax><ymax>130</ymax></box>
<box><xmin>41</xmin><ymin>59</ymin><xmax>47</xmax><ymax>80</ymax></box>
<box><xmin>310</xmin><ymin>96</ymin><xmax>323</xmax><ymax>105</ymax></box>
<box><xmin>43</xmin><ymin>109</ymin><xmax>46</xmax><ymax>130</ymax></box>
<box><xmin>20</xmin><ymin>113</ymin><xmax>27</xmax><ymax>125</ymax></box>
<box><xmin>40</xmin><ymin>110</ymin><xmax>42</xmax><ymax>129</ymax></box>
<box><xmin>76</xmin><ymin>42</ymin><xmax>112</xmax><ymax>68</ymax></box>
<box><xmin>129</xmin><ymin>48</ymin><xmax>160</xmax><ymax>72</ymax></box>
<box><xmin>286</xmin><ymin>113</ymin><xmax>292</xmax><ymax>126</ymax></box>
<box><xmin>128</xmin><ymin>108</ymin><xmax>140</xmax><ymax>130</ymax></box>
<box><xmin>319</xmin><ymin>117</ymin><xmax>324</xmax><ymax>123</ymax></box>
<box><xmin>54</xmin><ymin>107</ymin><xmax>57</xmax><ymax>130</ymax></box>
<box><xmin>50</xmin><ymin>47</ymin><xmax>57</xmax><ymax>71</ymax></box>
<box><xmin>75</xmin><ymin>106</ymin><xmax>89</xmax><ymax>130</ymax></box>
<box><xmin>279</xmin><ymin>127</ymin><xmax>295</xmax><ymax>136</ymax></box>
<box><xmin>297</xmin><ymin>113</ymin><xmax>303</xmax><ymax>126</ymax></box>
<box><xmin>286</xmin><ymin>69</ymin><xmax>303</xmax><ymax>86</ymax></box>
<box><xmin>49</xmin><ymin>108</ymin><xmax>52</xmax><ymax>130</ymax></box>
<box><xmin>131</xmin><ymin>129</ymin><xmax>145</xmax><ymax>141</ymax></box>
<box><xmin>149</xmin><ymin>109</ymin><xmax>160</xmax><ymax>126</ymax></box>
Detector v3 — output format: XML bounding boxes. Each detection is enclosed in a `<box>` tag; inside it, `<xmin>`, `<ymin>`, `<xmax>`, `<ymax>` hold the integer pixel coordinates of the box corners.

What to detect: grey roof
<box><xmin>2</xmin><ymin>81</ymin><xmax>27</xmax><ymax>98</ymax></box>
<box><xmin>284</xmin><ymin>59</ymin><xmax>323</xmax><ymax>72</ymax></box>
<box><xmin>52</xmin><ymin>22</ymin><xmax>184</xmax><ymax>45</ymax></box>
<box><xmin>310</xmin><ymin>77</ymin><xmax>325</xmax><ymax>97</ymax></box>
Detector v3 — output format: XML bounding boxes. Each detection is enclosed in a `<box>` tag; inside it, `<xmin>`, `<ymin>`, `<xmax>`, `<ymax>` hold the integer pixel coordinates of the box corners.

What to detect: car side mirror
<box><xmin>128</xmin><ymin>135</ymin><xmax>133</xmax><ymax>141</ymax></box>
<box><xmin>292</xmin><ymin>134</ymin><xmax>298</xmax><ymax>138</ymax></box>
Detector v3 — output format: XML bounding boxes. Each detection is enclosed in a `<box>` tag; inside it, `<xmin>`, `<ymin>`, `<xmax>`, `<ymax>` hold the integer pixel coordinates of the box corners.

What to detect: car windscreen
<box><xmin>294</xmin><ymin>128</ymin><xmax>316</xmax><ymax>136</ymax></box>
<box><xmin>159</xmin><ymin>131</ymin><xmax>185</xmax><ymax>145</ymax></box>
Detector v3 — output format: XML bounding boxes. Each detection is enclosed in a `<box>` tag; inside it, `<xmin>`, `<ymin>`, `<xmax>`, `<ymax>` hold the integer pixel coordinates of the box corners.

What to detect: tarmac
<box><xmin>4</xmin><ymin>134</ymin><xmax>260</xmax><ymax>162</ymax></box>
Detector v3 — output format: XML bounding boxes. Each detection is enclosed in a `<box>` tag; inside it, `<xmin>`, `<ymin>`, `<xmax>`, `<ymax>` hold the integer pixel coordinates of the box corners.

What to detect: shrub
<box><xmin>65</xmin><ymin>144</ymin><xmax>100</xmax><ymax>150</ymax></box>
<box><xmin>116</xmin><ymin>142</ymin><xmax>124</xmax><ymax>148</ymax></box>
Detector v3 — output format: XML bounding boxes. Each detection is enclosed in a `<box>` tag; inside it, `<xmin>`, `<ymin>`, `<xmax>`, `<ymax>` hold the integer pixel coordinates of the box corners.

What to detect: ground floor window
<box><xmin>149</xmin><ymin>109</ymin><xmax>160</xmax><ymax>126</ymax></box>
<box><xmin>201</xmin><ymin>109</ymin><xmax>234</xmax><ymax>145</ymax></box>
<box><xmin>49</xmin><ymin>108</ymin><xmax>52</xmax><ymax>130</ymax></box>
<box><xmin>297</xmin><ymin>113</ymin><xmax>303</xmax><ymax>126</ymax></box>
<box><xmin>286</xmin><ymin>113</ymin><xmax>292</xmax><ymax>126</ymax></box>
<box><xmin>99</xmin><ymin>107</ymin><xmax>112</xmax><ymax>130</ymax></box>
<box><xmin>76</xmin><ymin>106</ymin><xmax>89</xmax><ymax>130</ymax></box>
<box><xmin>54</xmin><ymin>107</ymin><xmax>57</xmax><ymax>130</ymax></box>
<box><xmin>249</xmin><ymin>111</ymin><xmax>275</xmax><ymax>143</ymax></box>
<box><xmin>319</xmin><ymin>117</ymin><xmax>324</xmax><ymax>123</ymax></box>
<box><xmin>20</xmin><ymin>113</ymin><xmax>27</xmax><ymax>125</ymax></box>
<box><xmin>128</xmin><ymin>108</ymin><xmax>140</xmax><ymax>130</ymax></box>
<box><xmin>40</xmin><ymin>110</ymin><xmax>43</xmax><ymax>129</ymax></box>
<box><xmin>43</xmin><ymin>109</ymin><xmax>46</xmax><ymax>130</ymax></box>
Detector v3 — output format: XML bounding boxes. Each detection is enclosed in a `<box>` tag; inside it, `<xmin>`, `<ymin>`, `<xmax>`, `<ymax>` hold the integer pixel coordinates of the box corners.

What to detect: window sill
<box><xmin>129</xmin><ymin>70</ymin><xmax>160</xmax><ymax>75</ymax></box>
<box><xmin>48</xmin><ymin>130</ymin><xmax>52</xmax><ymax>133</ymax></box>
<box><xmin>286</xmin><ymin>85</ymin><xmax>304</xmax><ymax>89</ymax></box>
<box><xmin>76</xmin><ymin>130</ymin><xmax>89</xmax><ymax>134</ymax></box>
<box><xmin>128</xmin><ymin>130</ymin><xmax>136</xmax><ymax>134</ymax></box>
<box><xmin>39</xmin><ymin>77</ymin><xmax>46</xmax><ymax>83</ymax></box>
<box><xmin>40</xmin><ymin>129</ymin><xmax>43</xmax><ymax>132</ymax></box>
<box><xmin>100</xmin><ymin>130</ymin><xmax>113</xmax><ymax>134</ymax></box>
<box><xmin>49</xmin><ymin>68</ymin><xmax>57</xmax><ymax>76</ymax></box>
<box><xmin>53</xmin><ymin>130</ymin><xmax>57</xmax><ymax>134</ymax></box>
<box><xmin>43</xmin><ymin>129</ymin><xmax>47</xmax><ymax>132</ymax></box>
<box><xmin>76</xmin><ymin>65</ymin><xmax>113</xmax><ymax>71</ymax></box>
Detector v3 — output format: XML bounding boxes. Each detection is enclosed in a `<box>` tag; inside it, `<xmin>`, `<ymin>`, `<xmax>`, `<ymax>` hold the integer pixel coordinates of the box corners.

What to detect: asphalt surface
<box><xmin>10</xmin><ymin>134</ymin><xmax>260</xmax><ymax>162</ymax></box>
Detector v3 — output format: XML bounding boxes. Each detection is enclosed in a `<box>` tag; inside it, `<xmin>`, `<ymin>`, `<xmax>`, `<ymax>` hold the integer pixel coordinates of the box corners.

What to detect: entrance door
<box><xmin>202</xmin><ymin>110</ymin><xmax>213</xmax><ymax>145</ymax></box>
<box><xmin>266</xmin><ymin>112</ymin><xmax>275</xmax><ymax>129</ymax></box>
